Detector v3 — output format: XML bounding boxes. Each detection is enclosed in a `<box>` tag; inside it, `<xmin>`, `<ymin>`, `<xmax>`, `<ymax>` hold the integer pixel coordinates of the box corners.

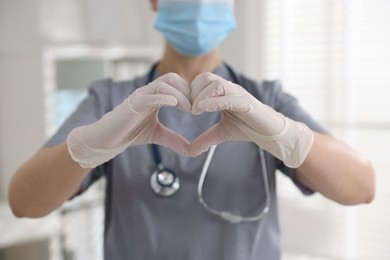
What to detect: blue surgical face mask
<box><xmin>155</xmin><ymin>1</ymin><xmax>237</xmax><ymax>56</ymax></box>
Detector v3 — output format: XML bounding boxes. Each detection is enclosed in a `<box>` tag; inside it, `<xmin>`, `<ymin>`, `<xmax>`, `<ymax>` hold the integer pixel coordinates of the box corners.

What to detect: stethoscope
<box><xmin>150</xmin><ymin>142</ymin><xmax>180</xmax><ymax>197</ymax></box>
<box><xmin>147</xmin><ymin>63</ymin><xmax>271</xmax><ymax>223</ymax></box>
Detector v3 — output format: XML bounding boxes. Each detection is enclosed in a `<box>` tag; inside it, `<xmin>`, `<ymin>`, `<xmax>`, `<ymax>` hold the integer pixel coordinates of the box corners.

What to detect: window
<box><xmin>251</xmin><ymin>0</ymin><xmax>390</xmax><ymax>259</ymax></box>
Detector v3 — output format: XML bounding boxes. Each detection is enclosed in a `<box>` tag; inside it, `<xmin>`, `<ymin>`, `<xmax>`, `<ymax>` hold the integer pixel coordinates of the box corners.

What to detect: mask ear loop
<box><xmin>197</xmin><ymin>145</ymin><xmax>271</xmax><ymax>224</ymax></box>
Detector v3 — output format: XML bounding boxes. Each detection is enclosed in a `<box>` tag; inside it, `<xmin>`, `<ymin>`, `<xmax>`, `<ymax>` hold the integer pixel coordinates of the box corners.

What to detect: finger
<box><xmin>129</xmin><ymin>94</ymin><xmax>178</xmax><ymax>113</ymax></box>
<box><xmin>197</xmin><ymin>96</ymin><xmax>252</xmax><ymax>114</ymax></box>
<box><xmin>154</xmin><ymin>82</ymin><xmax>191</xmax><ymax>112</ymax></box>
<box><xmin>189</xmin><ymin>116</ymin><xmax>250</xmax><ymax>157</ymax></box>
<box><xmin>191</xmin><ymin>73</ymin><xmax>246</xmax><ymax>115</ymax></box>
<box><xmin>191</xmin><ymin>72</ymin><xmax>221</xmax><ymax>102</ymax></box>
<box><xmin>154</xmin><ymin>72</ymin><xmax>191</xmax><ymax>100</ymax></box>
<box><xmin>135</xmin><ymin>82</ymin><xmax>191</xmax><ymax>112</ymax></box>
<box><xmin>192</xmin><ymin>80</ymin><xmax>227</xmax><ymax>115</ymax></box>
<box><xmin>152</xmin><ymin>123</ymin><xmax>191</xmax><ymax>157</ymax></box>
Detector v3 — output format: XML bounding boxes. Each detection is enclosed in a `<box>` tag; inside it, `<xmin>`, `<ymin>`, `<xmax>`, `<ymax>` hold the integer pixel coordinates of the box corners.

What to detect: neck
<box><xmin>157</xmin><ymin>44</ymin><xmax>222</xmax><ymax>83</ymax></box>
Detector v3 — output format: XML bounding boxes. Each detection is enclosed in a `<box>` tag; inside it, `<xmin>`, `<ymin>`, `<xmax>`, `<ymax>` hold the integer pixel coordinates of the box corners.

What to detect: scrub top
<box><xmin>45</xmin><ymin>63</ymin><xmax>326</xmax><ymax>260</ymax></box>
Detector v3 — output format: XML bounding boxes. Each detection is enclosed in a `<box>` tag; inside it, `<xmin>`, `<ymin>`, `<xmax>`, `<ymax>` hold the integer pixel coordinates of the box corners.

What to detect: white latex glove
<box><xmin>190</xmin><ymin>73</ymin><xmax>314</xmax><ymax>168</ymax></box>
<box><xmin>67</xmin><ymin>73</ymin><xmax>192</xmax><ymax>168</ymax></box>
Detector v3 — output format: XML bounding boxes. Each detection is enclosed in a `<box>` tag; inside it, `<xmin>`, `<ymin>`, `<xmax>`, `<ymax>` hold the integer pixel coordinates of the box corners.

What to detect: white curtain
<box><xmin>242</xmin><ymin>0</ymin><xmax>390</xmax><ymax>259</ymax></box>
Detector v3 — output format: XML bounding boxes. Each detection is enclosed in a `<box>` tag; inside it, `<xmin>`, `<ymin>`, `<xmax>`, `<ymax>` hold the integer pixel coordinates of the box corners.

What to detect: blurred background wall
<box><xmin>1</xmin><ymin>0</ymin><xmax>389</xmax><ymax>260</ymax></box>
<box><xmin>0</xmin><ymin>1</ymin><xmax>252</xmax><ymax>259</ymax></box>
<box><xmin>0</xmin><ymin>0</ymin><xmax>155</xmax><ymax>201</ymax></box>
<box><xmin>0</xmin><ymin>0</ymin><xmax>251</xmax><ymax>201</ymax></box>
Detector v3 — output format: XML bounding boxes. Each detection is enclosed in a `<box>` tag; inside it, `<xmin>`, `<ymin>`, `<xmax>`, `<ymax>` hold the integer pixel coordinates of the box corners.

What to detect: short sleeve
<box><xmin>44</xmin><ymin>79</ymin><xmax>113</xmax><ymax>197</ymax></box>
<box><xmin>45</xmin><ymin>79</ymin><xmax>112</xmax><ymax>147</ymax></box>
<box><xmin>246</xmin><ymin>78</ymin><xmax>328</xmax><ymax>195</ymax></box>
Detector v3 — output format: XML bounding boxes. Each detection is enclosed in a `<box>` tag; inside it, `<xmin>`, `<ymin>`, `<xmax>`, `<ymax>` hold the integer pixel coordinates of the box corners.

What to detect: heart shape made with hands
<box><xmin>69</xmin><ymin>71</ymin><xmax>310</xmax><ymax>169</ymax></box>
<box><xmin>151</xmin><ymin>72</ymin><xmax>254</xmax><ymax>158</ymax></box>
<box><xmin>68</xmin><ymin>71</ymin><xmax>302</xmax><ymax>169</ymax></box>
<box><xmin>150</xmin><ymin>71</ymin><xmax>312</xmax><ymax>169</ymax></box>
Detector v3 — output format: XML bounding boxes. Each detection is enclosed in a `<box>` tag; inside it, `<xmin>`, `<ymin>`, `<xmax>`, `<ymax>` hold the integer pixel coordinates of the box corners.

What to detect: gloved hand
<box><xmin>67</xmin><ymin>73</ymin><xmax>192</xmax><ymax>168</ymax></box>
<box><xmin>190</xmin><ymin>73</ymin><xmax>314</xmax><ymax>168</ymax></box>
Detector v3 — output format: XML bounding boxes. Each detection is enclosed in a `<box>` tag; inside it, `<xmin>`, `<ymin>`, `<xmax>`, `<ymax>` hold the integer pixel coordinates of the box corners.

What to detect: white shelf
<box><xmin>42</xmin><ymin>44</ymin><xmax>162</xmax><ymax>138</ymax></box>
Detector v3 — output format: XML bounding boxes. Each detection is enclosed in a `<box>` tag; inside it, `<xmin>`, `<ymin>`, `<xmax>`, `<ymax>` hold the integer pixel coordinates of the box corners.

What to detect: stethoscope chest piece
<box><xmin>150</xmin><ymin>167</ymin><xmax>180</xmax><ymax>197</ymax></box>
<box><xmin>146</xmin><ymin>64</ymin><xmax>270</xmax><ymax>222</ymax></box>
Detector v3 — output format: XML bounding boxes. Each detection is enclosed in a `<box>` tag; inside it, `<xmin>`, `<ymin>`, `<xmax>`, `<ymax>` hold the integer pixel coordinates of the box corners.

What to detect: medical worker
<box><xmin>9</xmin><ymin>0</ymin><xmax>375</xmax><ymax>259</ymax></box>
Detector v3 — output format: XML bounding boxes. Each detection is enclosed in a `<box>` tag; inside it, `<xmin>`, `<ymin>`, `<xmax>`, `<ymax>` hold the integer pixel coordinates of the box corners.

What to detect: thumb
<box><xmin>152</xmin><ymin>123</ymin><xmax>191</xmax><ymax>157</ymax></box>
<box><xmin>190</xmin><ymin>115</ymin><xmax>251</xmax><ymax>157</ymax></box>
<box><xmin>189</xmin><ymin>122</ymin><xmax>228</xmax><ymax>157</ymax></box>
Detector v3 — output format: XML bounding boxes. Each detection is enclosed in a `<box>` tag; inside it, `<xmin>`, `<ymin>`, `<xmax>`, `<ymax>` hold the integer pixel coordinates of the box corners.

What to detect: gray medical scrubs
<box><xmin>45</xmin><ymin>63</ymin><xmax>326</xmax><ymax>260</ymax></box>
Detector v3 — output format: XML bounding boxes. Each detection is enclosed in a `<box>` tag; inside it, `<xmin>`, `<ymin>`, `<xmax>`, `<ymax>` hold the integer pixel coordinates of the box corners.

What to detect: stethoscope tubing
<box><xmin>147</xmin><ymin>62</ymin><xmax>271</xmax><ymax>223</ymax></box>
<box><xmin>197</xmin><ymin>146</ymin><xmax>270</xmax><ymax>224</ymax></box>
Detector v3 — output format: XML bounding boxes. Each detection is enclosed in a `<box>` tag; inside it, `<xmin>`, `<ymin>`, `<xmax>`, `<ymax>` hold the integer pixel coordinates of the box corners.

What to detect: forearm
<box><xmin>295</xmin><ymin>132</ymin><xmax>376</xmax><ymax>205</ymax></box>
<box><xmin>8</xmin><ymin>142</ymin><xmax>90</xmax><ymax>218</ymax></box>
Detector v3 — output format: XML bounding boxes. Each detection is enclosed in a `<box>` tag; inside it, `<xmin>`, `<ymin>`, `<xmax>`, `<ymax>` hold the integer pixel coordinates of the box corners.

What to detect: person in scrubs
<box><xmin>8</xmin><ymin>0</ymin><xmax>375</xmax><ymax>259</ymax></box>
